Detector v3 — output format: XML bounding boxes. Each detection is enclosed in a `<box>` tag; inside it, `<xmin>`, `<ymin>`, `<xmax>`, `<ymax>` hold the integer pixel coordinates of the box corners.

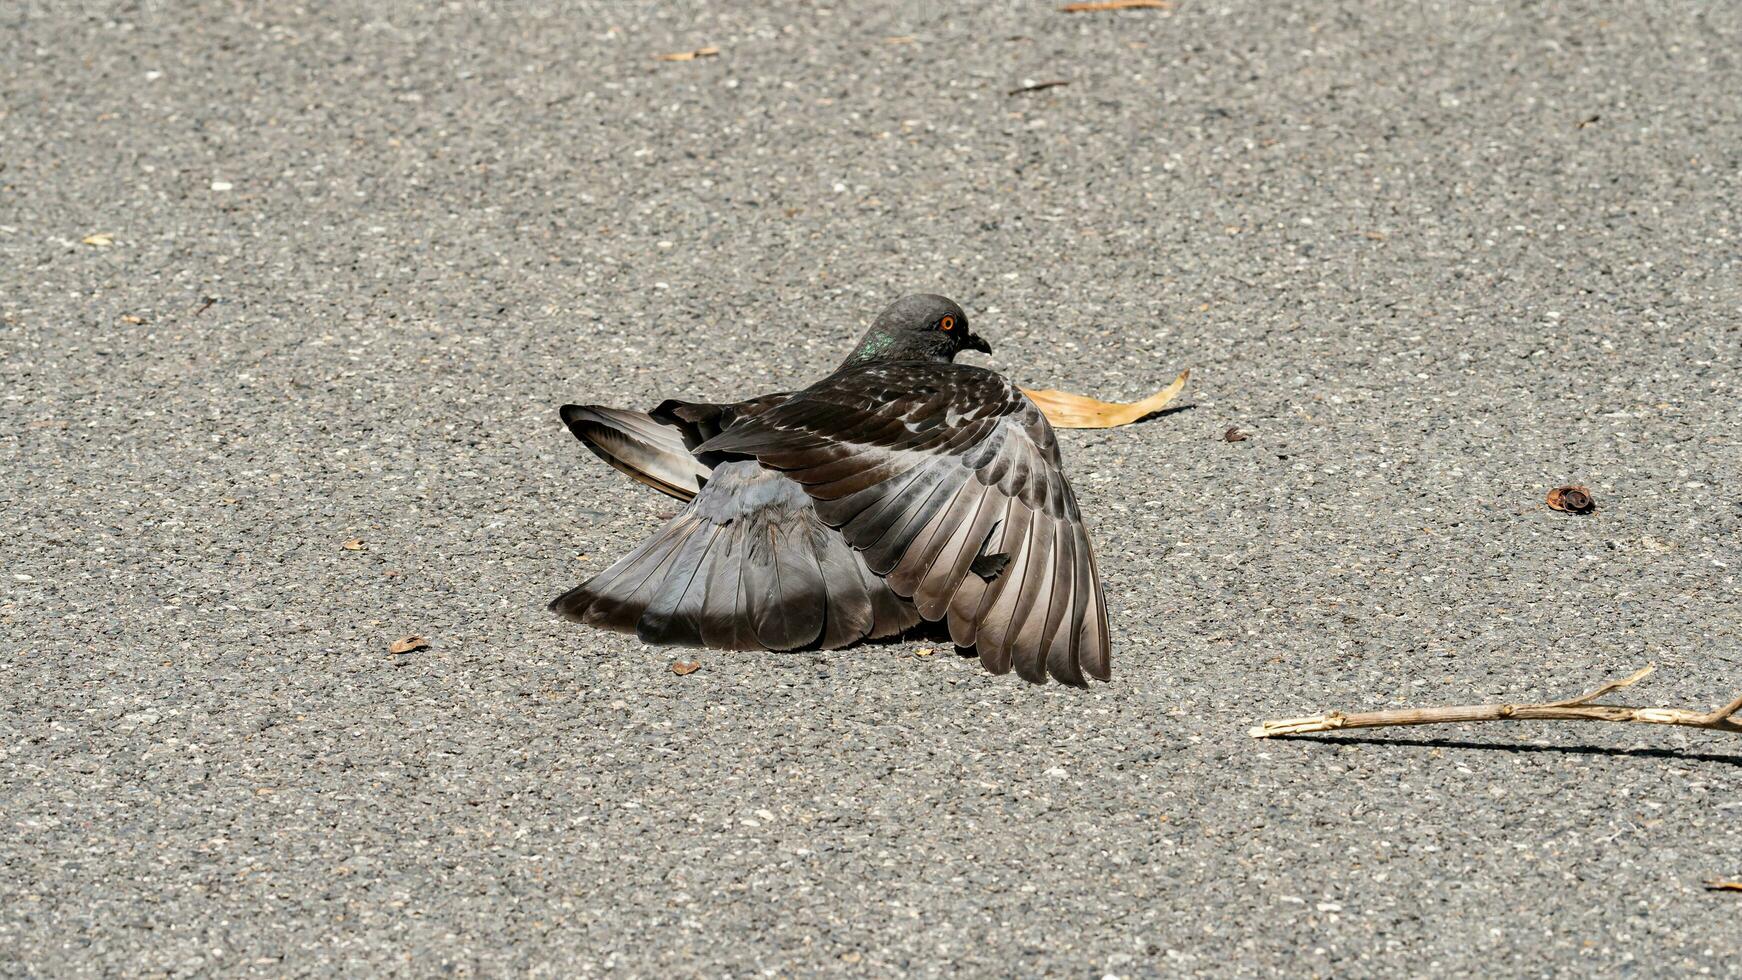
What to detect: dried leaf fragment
<box><xmin>1023</xmin><ymin>369</ymin><xmax>1189</xmax><ymax>429</ymax></box>
<box><xmin>1061</xmin><ymin>0</ymin><xmax>1170</xmax><ymax>11</ymax></box>
<box><xmin>1008</xmin><ymin>80</ymin><xmax>1070</xmax><ymax>96</ymax></box>
<box><xmin>1224</xmin><ymin>426</ymin><xmax>1248</xmax><ymax>442</ymax></box>
<box><xmin>671</xmin><ymin>660</ymin><xmax>702</xmax><ymax>675</ymax></box>
<box><xmin>1706</xmin><ymin>880</ymin><xmax>1742</xmax><ymax>892</ymax></box>
<box><xmin>1546</xmin><ymin>485</ymin><xmax>1596</xmax><ymax>514</ymax></box>
<box><xmin>120</xmin><ymin>314</ymin><xmax>146</xmax><ymax>325</ymax></box>
<box><xmin>389</xmin><ymin>635</ymin><xmax>429</xmax><ymax>654</ymax></box>
<box><xmin>914</xmin><ymin>647</ymin><xmax>935</xmax><ymax>658</ymax></box>
<box><xmin>341</xmin><ymin>538</ymin><xmax>365</xmax><ymax>551</ymax></box>
<box><xmin>657</xmin><ymin>46</ymin><xmax>720</xmax><ymax>62</ymax></box>
<box><xmin>81</xmin><ymin>233</ymin><xmax>115</xmax><ymax>247</ymax></box>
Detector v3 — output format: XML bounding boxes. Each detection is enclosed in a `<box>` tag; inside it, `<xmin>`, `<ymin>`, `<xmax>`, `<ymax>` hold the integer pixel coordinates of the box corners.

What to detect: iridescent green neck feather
<box><xmin>846</xmin><ymin>331</ymin><xmax>896</xmax><ymax>366</ymax></box>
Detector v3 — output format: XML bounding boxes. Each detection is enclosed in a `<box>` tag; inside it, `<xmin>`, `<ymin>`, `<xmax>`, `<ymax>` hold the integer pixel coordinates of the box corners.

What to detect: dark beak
<box><xmin>964</xmin><ymin>332</ymin><xmax>992</xmax><ymax>355</ymax></box>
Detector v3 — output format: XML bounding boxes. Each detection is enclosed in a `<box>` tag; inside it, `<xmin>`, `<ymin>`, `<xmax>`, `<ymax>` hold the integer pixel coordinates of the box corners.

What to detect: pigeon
<box><xmin>550</xmin><ymin>294</ymin><xmax>1110</xmax><ymax>685</ymax></box>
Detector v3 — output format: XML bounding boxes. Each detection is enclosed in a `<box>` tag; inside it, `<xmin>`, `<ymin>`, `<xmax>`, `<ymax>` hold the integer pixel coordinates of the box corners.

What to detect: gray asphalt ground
<box><xmin>4</xmin><ymin>1</ymin><xmax>1741</xmax><ymax>975</ymax></box>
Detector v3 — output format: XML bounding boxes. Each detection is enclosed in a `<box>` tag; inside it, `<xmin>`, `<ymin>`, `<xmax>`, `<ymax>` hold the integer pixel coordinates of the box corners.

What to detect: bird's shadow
<box><xmin>858</xmin><ymin>618</ymin><xmax>973</xmax><ymax>656</ymax></box>
<box><xmin>1278</xmin><ymin>733</ymin><xmax>1742</xmax><ymax>768</ymax></box>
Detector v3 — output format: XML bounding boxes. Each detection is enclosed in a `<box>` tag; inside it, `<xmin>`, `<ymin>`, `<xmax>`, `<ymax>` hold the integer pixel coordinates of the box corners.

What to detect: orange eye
<box><xmin>939</xmin><ymin>315</ymin><xmax>956</xmax><ymax>331</ymax></box>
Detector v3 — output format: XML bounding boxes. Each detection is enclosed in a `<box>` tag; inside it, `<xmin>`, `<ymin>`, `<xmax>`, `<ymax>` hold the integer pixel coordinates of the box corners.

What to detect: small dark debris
<box><xmin>970</xmin><ymin>553</ymin><xmax>1011</xmax><ymax>580</ymax></box>
<box><xmin>1546</xmin><ymin>485</ymin><xmax>1596</xmax><ymax>514</ymax></box>
<box><xmin>1008</xmin><ymin>80</ymin><xmax>1070</xmax><ymax>96</ymax></box>
<box><xmin>1224</xmin><ymin>426</ymin><xmax>1249</xmax><ymax>442</ymax></box>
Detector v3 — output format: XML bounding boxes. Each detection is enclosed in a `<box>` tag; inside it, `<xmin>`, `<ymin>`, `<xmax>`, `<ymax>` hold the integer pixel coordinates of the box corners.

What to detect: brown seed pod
<box><xmin>1546</xmin><ymin>485</ymin><xmax>1595</xmax><ymax>514</ymax></box>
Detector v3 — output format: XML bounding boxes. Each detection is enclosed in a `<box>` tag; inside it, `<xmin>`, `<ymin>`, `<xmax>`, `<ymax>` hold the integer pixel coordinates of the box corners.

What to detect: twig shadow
<box><xmin>1286</xmin><ymin>734</ymin><xmax>1742</xmax><ymax>768</ymax></box>
<box><xmin>1131</xmin><ymin>402</ymin><xmax>1196</xmax><ymax>425</ymax></box>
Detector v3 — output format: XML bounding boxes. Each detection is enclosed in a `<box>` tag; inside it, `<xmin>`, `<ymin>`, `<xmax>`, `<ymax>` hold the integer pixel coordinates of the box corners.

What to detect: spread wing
<box><xmin>559</xmin><ymin>405</ymin><xmax>711</xmax><ymax>501</ymax></box>
<box><xmin>557</xmin><ymin>393</ymin><xmax>791</xmax><ymax>502</ymax></box>
<box><xmin>697</xmin><ymin>362</ymin><xmax>1110</xmax><ymax>684</ymax></box>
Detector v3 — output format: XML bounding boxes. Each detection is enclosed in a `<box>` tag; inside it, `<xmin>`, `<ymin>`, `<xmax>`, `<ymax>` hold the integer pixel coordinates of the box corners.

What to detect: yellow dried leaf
<box><xmin>1023</xmin><ymin>369</ymin><xmax>1190</xmax><ymax>429</ymax></box>
<box><xmin>389</xmin><ymin>635</ymin><xmax>429</xmax><ymax>654</ymax></box>
<box><xmin>915</xmin><ymin>647</ymin><xmax>935</xmax><ymax>658</ymax></box>
<box><xmin>341</xmin><ymin>538</ymin><xmax>365</xmax><ymax>551</ymax></box>
<box><xmin>1061</xmin><ymin>0</ymin><xmax>1170</xmax><ymax>11</ymax></box>
<box><xmin>81</xmin><ymin>233</ymin><xmax>115</xmax><ymax>247</ymax></box>
<box><xmin>672</xmin><ymin>660</ymin><xmax>702</xmax><ymax>675</ymax></box>
<box><xmin>1706</xmin><ymin>880</ymin><xmax>1742</xmax><ymax>892</ymax></box>
<box><xmin>120</xmin><ymin>314</ymin><xmax>145</xmax><ymax>324</ymax></box>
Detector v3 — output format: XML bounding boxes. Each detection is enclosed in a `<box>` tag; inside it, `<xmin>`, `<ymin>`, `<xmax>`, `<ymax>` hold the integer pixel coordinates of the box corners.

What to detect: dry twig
<box><xmin>1251</xmin><ymin>666</ymin><xmax>1742</xmax><ymax>739</ymax></box>
<box><xmin>657</xmin><ymin>46</ymin><xmax>719</xmax><ymax>62</ymax></box>
<box><xmin>1008</xmin><ymin>80</ymin><xmax>1070</xmax><ymax>96</ymax></box>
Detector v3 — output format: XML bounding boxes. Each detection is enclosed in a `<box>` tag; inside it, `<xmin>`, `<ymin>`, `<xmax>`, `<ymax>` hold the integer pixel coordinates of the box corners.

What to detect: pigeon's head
<box><xmin>842</xmin><ymin>294</ymin><xmax>989</xmax><ymax>367</ymax></box>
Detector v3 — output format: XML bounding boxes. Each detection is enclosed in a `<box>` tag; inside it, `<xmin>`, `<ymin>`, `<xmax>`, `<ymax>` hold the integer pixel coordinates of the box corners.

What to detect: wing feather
<box><xmin>559</xmin><ymin>405</ymin><xmax>711</xmax><ymax>501</ymax></box>
<box><xmin>886</xmin><ymin>479</ymin><xmax>981</xmax><ymax>597</ymax></box>
<box><xmin>1040</xmin><ymin>520</ymin><xmax>1084</xmax><ymax>686</ymax></box>
<box><xmin>916</xmin><ymin>489</ymin><xmax>1001</xmax><ymax>621</ymax></box>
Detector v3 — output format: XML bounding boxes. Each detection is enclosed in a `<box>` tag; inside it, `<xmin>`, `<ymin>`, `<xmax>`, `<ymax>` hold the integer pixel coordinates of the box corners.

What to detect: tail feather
<box><xmin>635</xmin><ymin>521</ymin><xmax>723</xmax><ymax>647</ymax></box>
<box><xmin>699</xmin><ymin>526</ymin><xmax>761</xmax><ymax>650</ymax></box>
<box><xmin>551</xmin><ymin>460</ymin><xmax>917</xmax><ymax>652</ymax></box>
<box><xmin>551</xmin><ymin>516</ymin><xmax>694</xmax><ymax>630</ymax></box>
<box><xmin>811</xmin><ymin>524</ymin><xmax>876</xmax><ymax>649</ymax></box>
<box><xmin>742</xmin><ymin>524</ymin><xmax>816</xmax><ymax>649</ymax></box>
<box><xmin>560</xmin><ymin>404</ymin><xmax>711</xmax><ymax>501</ymax></box>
